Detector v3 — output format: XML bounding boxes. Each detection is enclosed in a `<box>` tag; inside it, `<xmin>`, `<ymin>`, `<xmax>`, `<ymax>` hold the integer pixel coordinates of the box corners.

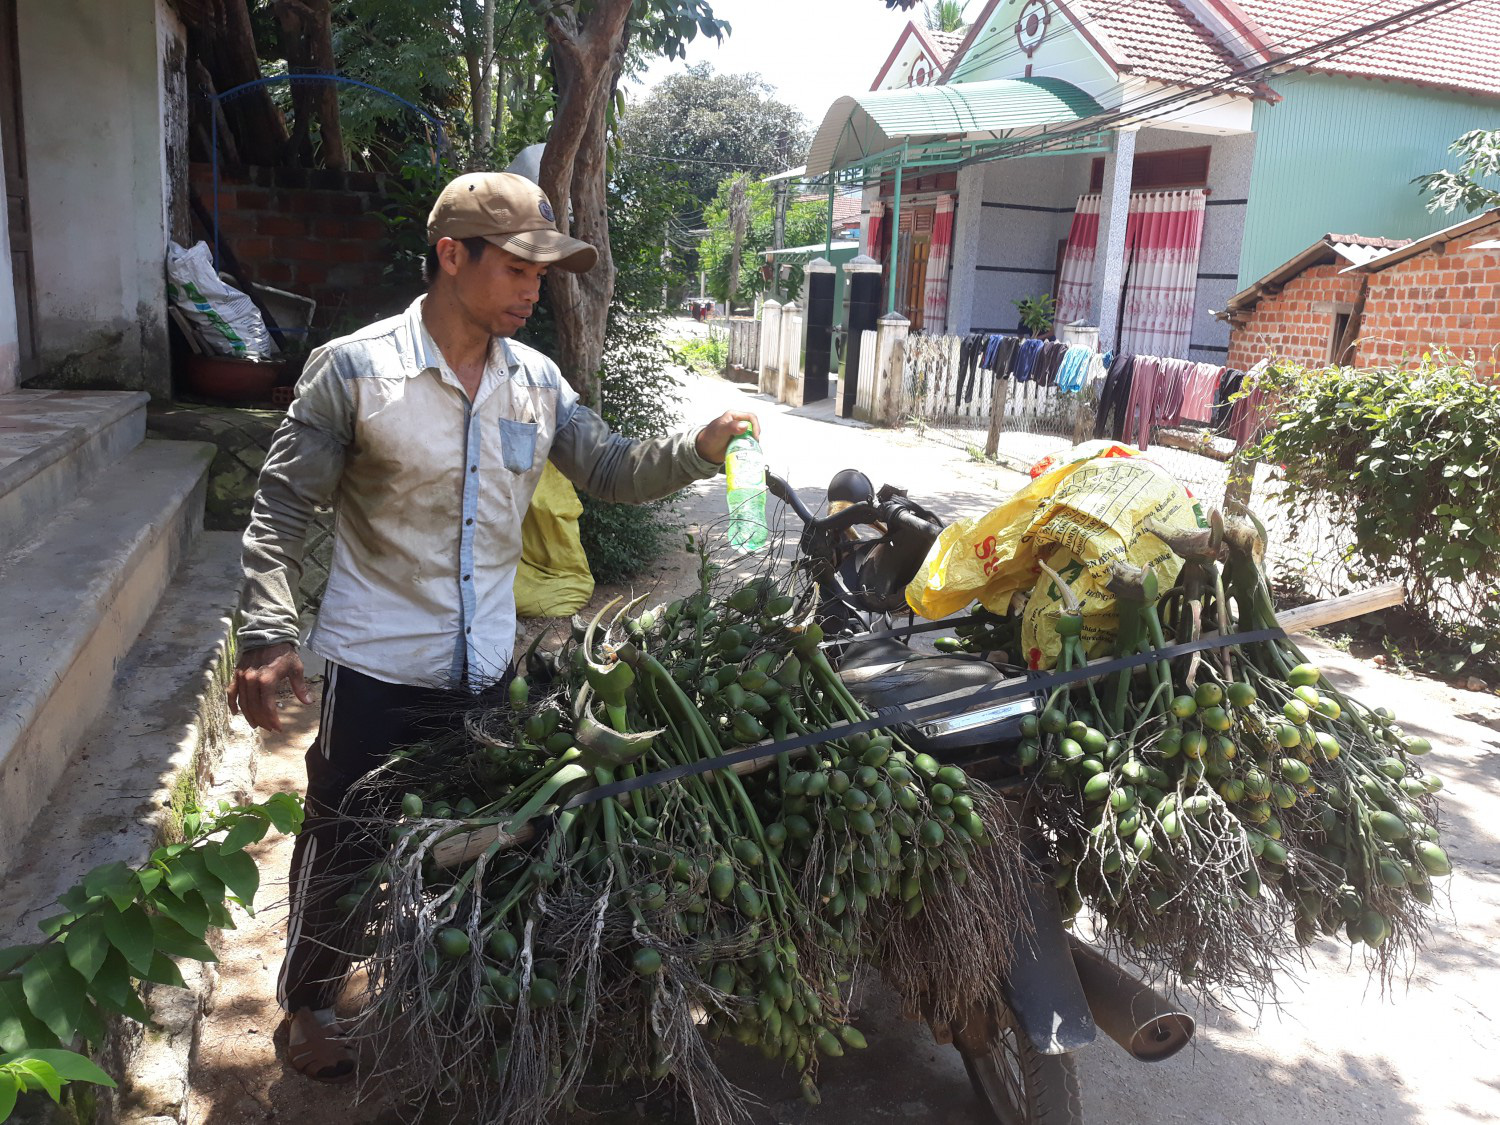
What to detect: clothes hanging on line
<box><xmin>1093</xmin><ymin>353</ymin><xmax>1135</xmax><ymax>441</ymax></box>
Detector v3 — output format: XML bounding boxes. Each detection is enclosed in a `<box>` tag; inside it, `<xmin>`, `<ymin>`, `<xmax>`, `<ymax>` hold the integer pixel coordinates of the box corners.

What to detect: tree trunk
<box><xmin>273</xmin><ymin>0</ymin><xmax>343</xmax><ymax>169</ymax></box>
<box><xmin>189</xmin><ymin>0</ymin><xmax>286</xmax><ymax>166</ymax></box>
<box><xmin>726</xmin><ymin>174</ymin><xmax>747</xmax><ymax>311</ymax></box>
<box><xmin>476</xmin><ymin>0</ymin><xmax>497</xmax><ymax>154</ymax></box>
<box><xmin>305</xmin><ymin>0</ymin><xmax>344</xmax><ymax>169</ymax></box>
<box><xmin>534</xmin><ymin>0</ymin><xmax>633</xmax><ymax>405</ymax></box>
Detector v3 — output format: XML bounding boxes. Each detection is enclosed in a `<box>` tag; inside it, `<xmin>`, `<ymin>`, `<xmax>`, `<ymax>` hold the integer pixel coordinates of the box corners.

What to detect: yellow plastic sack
<box><xmin>515</xmin><ymin>462</ymin><xmax>595</xmax><ymax>618</ymax></box>
<box><xmin>905</xmin><ymin>441</ymin><xmax>1207</xmax><ymax>669</ymax></box>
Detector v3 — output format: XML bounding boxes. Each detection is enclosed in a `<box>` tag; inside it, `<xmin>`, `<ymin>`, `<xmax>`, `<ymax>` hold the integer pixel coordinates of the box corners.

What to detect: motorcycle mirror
<box><xmin>827</xmin><ymin>469</ymin><xmax>875</xmax><ymax>508</ymax></box>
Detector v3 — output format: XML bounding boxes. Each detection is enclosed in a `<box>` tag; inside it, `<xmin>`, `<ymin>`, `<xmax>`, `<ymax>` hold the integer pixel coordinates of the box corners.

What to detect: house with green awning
<box><xmin>804</xmin><ymin>0</ymin><xmax>1500</xmax><ymax>367</ymax></box>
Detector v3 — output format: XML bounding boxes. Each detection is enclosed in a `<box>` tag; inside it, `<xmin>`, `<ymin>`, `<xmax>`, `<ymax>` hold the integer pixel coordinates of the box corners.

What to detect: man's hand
<box><xmin>695</xmin><ymin>411</ymin><xmax>761</xmax><ymax>465</ymax></box>
<box><xmin>228</xmin><ymin>642</ymin><xmax>311</xmax><ymax>733</ymax></box>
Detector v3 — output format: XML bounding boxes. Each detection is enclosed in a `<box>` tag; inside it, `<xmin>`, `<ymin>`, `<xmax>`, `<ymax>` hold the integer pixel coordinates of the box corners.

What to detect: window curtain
<box><xmin>1054</xmin><ymin>193</ymin><xmax>1100</xmax><ymax>325</ymax></box>
<box><xmin>865</xmin><ymin>201</ymin><xmax>886</xmax><ymax>262</ymax></box>
<box><xmin>922</xmin><ymin>194</ymin><xmax>955</xmax><ymax>331</ymax></box>
<box><xmin>1117</xmin><ymin>189</ymin><xmax>1206</xmax><ymax>358</ymax></box>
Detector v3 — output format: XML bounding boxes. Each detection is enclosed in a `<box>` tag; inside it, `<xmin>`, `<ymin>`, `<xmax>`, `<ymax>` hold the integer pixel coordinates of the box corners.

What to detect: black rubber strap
<box><xmin>559</xmin><ymin>625</ymin><xmax>1285</xmax><ymax>812</ymax></box>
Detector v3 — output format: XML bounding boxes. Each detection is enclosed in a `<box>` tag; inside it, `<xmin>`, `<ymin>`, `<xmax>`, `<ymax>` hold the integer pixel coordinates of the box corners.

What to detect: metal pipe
<box><xmin>1068</xmin><ymin>938</ymin><xmax>1195</xmax><ymax>1062</ymax></box>
<box><xmin>887</xmin><ymin>162</ymin><xmax>903</xmax><ymax>313</ymax></box>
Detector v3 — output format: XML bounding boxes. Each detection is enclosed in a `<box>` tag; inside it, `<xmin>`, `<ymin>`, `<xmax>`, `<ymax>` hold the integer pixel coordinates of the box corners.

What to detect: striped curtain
<box><xmin>1118</xmin><ymin>189</ymin><xmax>1206</xmax><ymax>358</ymax></box>
<box><xmin>1054</xmin><ymin>194</ymin><xmax>1101</xmax><ymax>325</ymax></box>
<box><xmin>865</xmin><ymin>201</ymin><xmax>886</xmax><ymax>262</ymax></box>
<box><xmin>922</xmin><ymin>194</ymin><xmax>955</xmax><ymax>331</ymax></box>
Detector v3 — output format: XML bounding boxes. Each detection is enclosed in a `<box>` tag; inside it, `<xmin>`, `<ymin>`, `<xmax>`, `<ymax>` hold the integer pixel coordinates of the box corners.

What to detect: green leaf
<box><xmin>148</xmin><ymin>916</ymin><xmax>216</xmax><ymax>964</ymax></box>
<box><xmin>56</xmin><ymin>885</ymin><xmax>93</xmax><ymax>914</ymax></box>
<box><xmin>83</xmin><ymin>862</ymin><xmax>136</xmax><ymax>913</ymax></box>
<box><xmin>6</xmin><ymin>1048</ymin><xmax>116</xmax><ymax>1088</ymax></box>
<box><xmin>135</xmin><ymin>869</ymin><xmax>163</xmax><ymax>897</ymax></box>
<box><xmin>20</xmin><ymin>947</ymin><xmax>86</xmax><ymax>1043</ymax></box>
<box><xmin>0</xmin><ymin>979</ymin><xmax>59</xmax><ymax>1054</ymax></box>
<box><xmin>152</xmin><ymin>891</ymin><xmax>211</xmax><ymax>941</ymax></box>
<box><xmin>164</xmin><ymin>851</ymin><xmax>223</xmax><ymax>905</ymax></box>
<box><xmin>72</xmin><ymin>1000</ymin><xmax>106</xmax><ymax>1050</ymax></box>
<box><xmin>101</xmin><ymin>905</ymin><xmax>154</xmax><ymax>977</ymax></box>
<box><xmin>203</xmin><ymin>843</ymin><xmax>259</xmax><ymax>911</ymax></box>
<box><xmin>0</xmin><ymin>947</ymin><xmax>41</xmax><ymax>976</ymax></box>
<box><xmin>262</xmin><ymin>793</ymin><xmax>305</xmax><ymax>835</ymax></box>
<box><xmin>9</xmin><ymin>1057</ymin><xmax>61</xmax><ymax>1101</ymax></box>
<box><xmin>61</xmin><ymin>914</ymin><xmax>109</xmax><ymax>982</ymax></box>
<box><xmin>138</xmin><ymin>953</ymin><xmax>185</xmax><ymax>990</ymax></box>
<box><xmin>0</xmin><ymin>1072</ymin><xmax>18</xmax><ymax>1120</ymax></box>
<box><xmin>204</xmin><ymin>900</ymin><xmax>237</xmax><ymax>932</ymax></box>
<box><xmin>37</xmin><ymin>913</ymin><xmax>76</xmax><ymax>938</ymax></box>
<box><xmin>85</xmin><ymin>951</ymin><xmax>148</xmax><ymax>1024</ymax></box>
<box><xmin>219</xmin><ymin>810</ymin><xmax>270</xmax><ymax>856</ymax></box>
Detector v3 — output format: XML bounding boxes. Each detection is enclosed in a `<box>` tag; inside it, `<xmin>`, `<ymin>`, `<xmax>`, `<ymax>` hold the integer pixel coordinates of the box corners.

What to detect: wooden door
<box><xmin>0</xmin><ymin>0</ymin><xmax>37</xmax><ymax>381</ymax></box>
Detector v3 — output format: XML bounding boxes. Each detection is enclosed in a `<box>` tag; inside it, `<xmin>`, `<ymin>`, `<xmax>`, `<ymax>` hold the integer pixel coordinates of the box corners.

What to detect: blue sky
<box><xmin>629</xmin><ymin>0</ymin><xmax>927</xmax><ymax>128</ymax></box>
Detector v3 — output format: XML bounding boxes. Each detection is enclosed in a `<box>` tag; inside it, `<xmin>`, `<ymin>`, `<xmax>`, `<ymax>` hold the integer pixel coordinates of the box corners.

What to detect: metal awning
<box><xmin>805</xmin><ymin>77</ymin><xmax>1108</xmax><ymax>178</ymax></box>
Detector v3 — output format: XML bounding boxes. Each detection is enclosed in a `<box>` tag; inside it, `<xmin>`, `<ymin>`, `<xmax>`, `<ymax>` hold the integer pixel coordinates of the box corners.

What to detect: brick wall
<box><xmin>1225</xmin><ymin>264</ymin><xmax>1363</xmax><ymax>371</ymax></box>
<box><xmin>1227</xmin><ymin>225</ymin><xmax>1500</xmax><ymax>376</ymax></box>
<box><xmin>1357</xmin><ymin>228</ymin><xmax>1500</xmax><ymax>378</ymax></box>
<box><xmin>188</xmin><ymin>163</ymin><xmax>421</xmax><ymax>340</ymax></box>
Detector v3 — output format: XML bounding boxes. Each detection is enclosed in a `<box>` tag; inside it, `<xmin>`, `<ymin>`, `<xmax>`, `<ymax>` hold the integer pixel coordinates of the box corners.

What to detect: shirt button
<box><xmin>463</xmin><ymin>574</ymin><xmax>471</xmax><ymax>581</ymax></box>
<box><xmin>470</xmin><ymin>465</ymin><xmax>477</xmax><ymax>473</ymax></box>
<box><xmin>466</xmin><ymin>627</ymin><xmax>472</xmax><ymax>635</ymax></box>
<box><xmin>466</xmin><ymin>518</ymin><xmax>474</xmax><ymax>526</ymax></box>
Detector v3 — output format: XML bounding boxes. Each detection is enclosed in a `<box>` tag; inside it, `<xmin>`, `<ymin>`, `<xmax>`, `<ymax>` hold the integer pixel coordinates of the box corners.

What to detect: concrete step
<box><xmin>0</xmin><ymin>388</ymin><xmax>150</xmax><ymax>555</ymax></box>
<box><xmin>0</xmin><ymin>530</ymin><xmax>251</xmax><ymax>1125</ymax></box>
<box><xmin>0</xmin><ymin>437</ymin><xmax>216</xmax><ymax>876</ymax></box>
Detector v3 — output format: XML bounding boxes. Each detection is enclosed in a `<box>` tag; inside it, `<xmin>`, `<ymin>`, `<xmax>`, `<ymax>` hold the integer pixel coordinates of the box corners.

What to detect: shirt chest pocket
<box><xmin>497</xmin><ymin>417</ymin><xmax>538</xmax><ymax>473</ymax></box>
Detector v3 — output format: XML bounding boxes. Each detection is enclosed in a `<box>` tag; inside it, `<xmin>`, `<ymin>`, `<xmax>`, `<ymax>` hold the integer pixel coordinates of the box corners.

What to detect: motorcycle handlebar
<box><xmin>766</xmin><ymin>473</ymin><xmax>883</xmax><ymax>533</ymax></box>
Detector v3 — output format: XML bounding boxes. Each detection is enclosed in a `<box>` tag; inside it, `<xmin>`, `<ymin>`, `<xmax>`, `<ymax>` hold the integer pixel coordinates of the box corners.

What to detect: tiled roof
<box><xmin>1233</xmin><ymin>0</ymin><xmax>1500</xmax><ymax>99</ymax></box>
<box><xmin>793</xmin><ymin>190</ymin><xmax>864</xmax><ymax>229</ymax></box>
<box><xmin>1074</xmin><ymin>0</ymin><xmax>1251</xmax><ymax>90</ymax></box>
<box><xmin>929</xmin><ymin>30</ymin><xmax>968</xmax><ymax>61</ymax></box>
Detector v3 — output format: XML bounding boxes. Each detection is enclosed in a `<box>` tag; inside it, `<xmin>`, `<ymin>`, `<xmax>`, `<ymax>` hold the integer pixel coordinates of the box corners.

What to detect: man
<box><xmin>228</xmin><ymin>171</ymin><xmax>757</xmax><ymax>1081</ymax></box>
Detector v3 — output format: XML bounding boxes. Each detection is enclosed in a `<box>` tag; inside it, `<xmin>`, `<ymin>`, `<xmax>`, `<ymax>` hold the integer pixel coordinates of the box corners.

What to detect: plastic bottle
<box><xmin>724</xmin><ymin>431</ymin><xmax>768</xmax><ymax>553</ymax></box>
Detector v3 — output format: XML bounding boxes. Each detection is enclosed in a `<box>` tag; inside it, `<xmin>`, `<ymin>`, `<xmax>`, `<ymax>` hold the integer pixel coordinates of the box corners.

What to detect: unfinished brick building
<box><xmin>1220</xmin><ymin>209</ymin><xmax>1500</xmax><ymax>377</ymax></box>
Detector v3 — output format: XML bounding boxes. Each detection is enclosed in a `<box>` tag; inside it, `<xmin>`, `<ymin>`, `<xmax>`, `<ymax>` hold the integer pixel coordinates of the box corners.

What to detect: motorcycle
<box><xmin>764</xmin><ymin>468</ymin><xmax>1195</xmax><ymax>1125</ymax></box>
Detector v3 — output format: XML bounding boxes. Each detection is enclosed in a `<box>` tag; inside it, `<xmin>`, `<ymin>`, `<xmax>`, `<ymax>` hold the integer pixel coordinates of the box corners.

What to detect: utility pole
<box><xmin>772</xmin><ymin>180</ymin><xmax>789</xmax><ymax>301</ymax></box>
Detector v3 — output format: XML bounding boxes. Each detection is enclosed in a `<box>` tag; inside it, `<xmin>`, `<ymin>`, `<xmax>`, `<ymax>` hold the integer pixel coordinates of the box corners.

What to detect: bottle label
<box><xmin>725</xmin><ymin>449</ymin><xmax>765</xmax><ymax>493</ymax></box>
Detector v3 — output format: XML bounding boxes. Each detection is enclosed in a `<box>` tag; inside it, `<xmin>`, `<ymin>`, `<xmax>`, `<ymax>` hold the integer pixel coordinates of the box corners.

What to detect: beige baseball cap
<box><xmin>426</xmin><ymin>171</ymin><xmax>597</xmax><ymax>273</ymax></box>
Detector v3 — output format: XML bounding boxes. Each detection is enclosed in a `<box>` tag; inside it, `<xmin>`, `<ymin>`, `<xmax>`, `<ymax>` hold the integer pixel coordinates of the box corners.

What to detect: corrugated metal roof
<box><xmin>805</xmin><ymin>77</ymin><xmax>1104</xmax><ymax>175</ymax></box>
<box><xmin>1217</xmin><ymin>231</ymin><xmax>1412</xmax><ymax>318</ymax></box>
<box><xmin>1349</xmin><ymin>208</ymin><xmax>1500</xmax><ymax>272</ymax></box>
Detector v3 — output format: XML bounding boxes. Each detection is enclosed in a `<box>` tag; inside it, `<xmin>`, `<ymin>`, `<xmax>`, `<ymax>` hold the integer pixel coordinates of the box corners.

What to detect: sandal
<box><xmin>285</xmin><ymin>1009</ymin><xmax>355</xmax><ymax>1084</ymax></box>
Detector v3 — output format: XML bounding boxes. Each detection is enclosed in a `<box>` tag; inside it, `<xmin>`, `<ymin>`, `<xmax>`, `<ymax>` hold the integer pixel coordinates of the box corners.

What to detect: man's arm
<box><xmin>549</xmin><ymin>395</ymin><xmax>758</xmax><ymax>504</ymax></box>
<box><xmin>230</xmin><ymin>351</ymin><xmax>352</xmax><ymax>730</ymax></box>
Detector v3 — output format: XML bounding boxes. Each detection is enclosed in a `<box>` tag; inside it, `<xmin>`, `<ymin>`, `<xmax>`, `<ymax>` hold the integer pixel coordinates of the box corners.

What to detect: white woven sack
<box><xmin>166</xmin><ymin>240</ymin><xmax>279</xmax><ymax>360</ymax></box>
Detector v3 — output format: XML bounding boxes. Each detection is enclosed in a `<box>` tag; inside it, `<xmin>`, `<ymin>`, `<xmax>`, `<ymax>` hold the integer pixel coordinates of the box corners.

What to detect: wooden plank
<box><xmin>1274</xmin><ymin>583</ymin><xmax>1404</xmax><ymax>634</ymax></box>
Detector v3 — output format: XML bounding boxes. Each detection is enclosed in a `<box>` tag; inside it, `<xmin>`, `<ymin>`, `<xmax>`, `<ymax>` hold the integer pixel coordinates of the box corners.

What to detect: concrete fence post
<box><xmin>872</xmin><ymin>311</ymin><xmax>910</xmax><ymax>427</ymax></box>
<box><xmin>758</xmin><ymin>299</ymin><xmax>782</xmax><ymax>396</ymax></box>
<box><xmin>778</xmin><ymin>301</ymin><xmax>803</xmax><ymax>405</ymax></box>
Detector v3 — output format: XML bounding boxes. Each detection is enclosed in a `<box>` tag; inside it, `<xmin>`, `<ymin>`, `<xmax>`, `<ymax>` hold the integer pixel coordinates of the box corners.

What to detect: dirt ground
<box><xmin>186</xmin><ymin>364</ymin><xmax>1500</xmax><ymax>1125</ymax></box>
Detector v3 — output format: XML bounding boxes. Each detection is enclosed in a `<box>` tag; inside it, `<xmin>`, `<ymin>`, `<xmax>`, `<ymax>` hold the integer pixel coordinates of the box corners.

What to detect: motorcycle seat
<box><xmin>837</xmin><ymin>638</ymin><xmax>1002</xmax><ymax>710</ymax></box>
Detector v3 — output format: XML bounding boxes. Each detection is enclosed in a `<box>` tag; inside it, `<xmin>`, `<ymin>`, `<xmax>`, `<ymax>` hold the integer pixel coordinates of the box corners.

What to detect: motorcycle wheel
<box><xmin>955</xmin><ymin>1001</ymin><xmax>1083</xmax><ymax>1125</ymax></box>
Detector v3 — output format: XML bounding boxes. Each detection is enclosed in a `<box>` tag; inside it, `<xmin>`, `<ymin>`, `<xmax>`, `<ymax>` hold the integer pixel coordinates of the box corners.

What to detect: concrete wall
<box><xmin>952</xmin><ymin>128</ymin><xmax>1253</xmax><ymax>358</ymax></box>
<box><xmin>0</xmin><ymin>136</ymin><xmax>18</xmax><ymax>394</ymax></box>
<box><xmin>16</xmin><ymin>0</ymin><xmax>177</xmax><ymax>397</ymax></box>
<box><xmin>965</xmin><ymin>151</ymin><xmax>1095</xmax><ymax>333</ymax></box>
<box><xmin>1135</xmin><ymin>127</ymin><xmax>1255</xmax><ymax>364</ymax></box>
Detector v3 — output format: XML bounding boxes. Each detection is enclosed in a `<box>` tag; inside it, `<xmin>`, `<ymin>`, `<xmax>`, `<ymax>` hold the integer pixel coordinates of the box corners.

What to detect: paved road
<box><xmin>191</xmin><ymin>368</ymin><xmax>1500</xmax><ymax>1125</ymax></box>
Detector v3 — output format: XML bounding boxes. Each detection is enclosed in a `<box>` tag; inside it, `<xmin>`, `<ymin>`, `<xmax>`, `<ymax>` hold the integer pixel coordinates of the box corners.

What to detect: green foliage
<box><xmin>0</xmin><ymin>795</ymin><xmax>304</xmax><ymax>1122</ymax></box>
<box><xmin>673</xmin><ymin>333</ymin><xmax>728</xmax><ymax>375</ymax></box>
<box><xmin>924</xmin><ymin>1</ymin><xmax>970</xmax><ymax>32</ymax></box>
<box><xmin>700</xmin><ymin>177</ymin><xmax>829</xmax><ymax>306</ymax></box>
<box><xmin>1013</xmin><ymin>293</ymin><xmax>1056</xmax><ymax>336</ymax></box>
<box><xmin>1414</xmin><ymin>128</ymin><xmax>1500</xmax><ymax>215</ymax></box>
<box><xmin>618</xmin><ymin>65</ymin><xmax>809</xmax><ymax>212</ymax></box>
<box><xmin>1247</xmin><ymin>357</ymin><xmax>1500</xmax><ymax>676</ymax></box>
